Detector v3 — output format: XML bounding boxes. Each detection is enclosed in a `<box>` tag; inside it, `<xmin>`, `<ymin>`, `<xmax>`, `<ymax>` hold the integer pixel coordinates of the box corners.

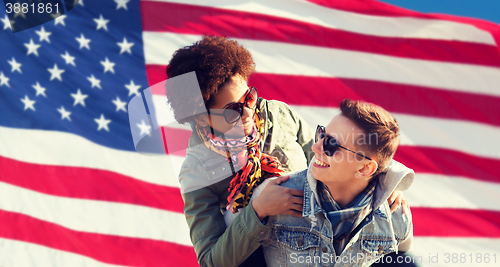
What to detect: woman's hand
<box><xmin>252</xmin><ymin>175</ymin><xmax>304</xmax><ymax>221</ymax></box>
<box><xmin>388</xmin><ymin>190</ymin><xmax>409</xmax><ymax>214</ymax></box>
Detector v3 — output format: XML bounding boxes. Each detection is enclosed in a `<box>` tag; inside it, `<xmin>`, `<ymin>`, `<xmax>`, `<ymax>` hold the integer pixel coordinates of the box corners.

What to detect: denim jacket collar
<box><xmin>302</xmin><ymin>161</ymin><xmax>322</xmax><ymax>218</ymax></box>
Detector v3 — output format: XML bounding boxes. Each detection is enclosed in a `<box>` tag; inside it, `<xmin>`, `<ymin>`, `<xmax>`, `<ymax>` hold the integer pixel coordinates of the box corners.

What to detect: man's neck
<box><xmin>321</xmin><ymin>179</ymin><xmax>371</xmax><ymax>209</ymax></box>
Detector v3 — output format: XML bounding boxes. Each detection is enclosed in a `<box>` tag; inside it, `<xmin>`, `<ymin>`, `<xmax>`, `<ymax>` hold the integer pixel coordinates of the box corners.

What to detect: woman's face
<box><xmin>202</xmin><ymin>75</ymin><xmax>256</xmax><ymax>138</ymax></box>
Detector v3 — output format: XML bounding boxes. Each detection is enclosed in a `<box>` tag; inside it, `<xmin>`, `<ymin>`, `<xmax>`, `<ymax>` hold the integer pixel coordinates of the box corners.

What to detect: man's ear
<box><xmin>194</xmin><ymin>114</ymin><xmax>210</xmax><ymax>127</ymax></box>
<box><xmin>355</xmin><ymin>160</ymin><xmax>378</xmax><ymax>179</ymax></box>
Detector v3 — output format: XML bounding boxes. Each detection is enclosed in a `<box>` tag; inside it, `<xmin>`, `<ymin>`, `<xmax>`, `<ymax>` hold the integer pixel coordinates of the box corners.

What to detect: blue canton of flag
<box><xmin>0</xmin><ymin>0</ymin><xmax>149</xmax><ymax>151</ymax></box>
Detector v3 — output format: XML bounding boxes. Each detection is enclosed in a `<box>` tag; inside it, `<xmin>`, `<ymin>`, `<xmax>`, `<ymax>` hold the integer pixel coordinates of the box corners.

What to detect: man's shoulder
<box><xmin>280</xmin><ymin>169</ymin><xmax>308</xmax><ymax>190</ymax></box>
<box><xmin>366</xmin><ymin>203</ymin><xmax>412</xmax><ymax>243</ymax></box>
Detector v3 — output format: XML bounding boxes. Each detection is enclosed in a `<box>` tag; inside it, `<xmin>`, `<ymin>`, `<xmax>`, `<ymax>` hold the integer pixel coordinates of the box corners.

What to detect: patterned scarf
<box><xmin>195</xmin><ymin>109</ymin><xmax>284</xmax><ymax>213</ymax></box>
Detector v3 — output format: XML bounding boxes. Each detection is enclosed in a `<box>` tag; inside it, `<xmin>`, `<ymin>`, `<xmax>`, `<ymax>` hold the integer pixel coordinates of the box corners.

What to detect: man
<box><xmin>261</xmin><ymin>99</ymin><xmax>419</xmax><ymax>267</ymax></box>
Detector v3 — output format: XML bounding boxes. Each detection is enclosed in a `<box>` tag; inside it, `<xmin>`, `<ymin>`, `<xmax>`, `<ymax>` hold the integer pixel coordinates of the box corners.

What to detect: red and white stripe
<box><xmin>2</xmin><ymin>0</ymin><xmax>500</xmax><ymax>266</ymax></box>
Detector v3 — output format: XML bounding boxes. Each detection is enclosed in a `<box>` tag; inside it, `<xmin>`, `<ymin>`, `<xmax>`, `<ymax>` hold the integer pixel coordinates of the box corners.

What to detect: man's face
<box><xmin>203</xmin><ymin>75</ymin><xmax>256</xmax><ymax>138</ymax></box>
<box><xmin>311</xmin><ymin>114</ymin><xmax>369</xmax><ymax>184</ymax></box>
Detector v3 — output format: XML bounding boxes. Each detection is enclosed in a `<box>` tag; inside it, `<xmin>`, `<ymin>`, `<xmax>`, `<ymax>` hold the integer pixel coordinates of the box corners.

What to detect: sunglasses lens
<box><xmin>316</xmin><ymin>125</ymin><xmax>337</xmax><ymax>157</ymax></box>
<box><xmin>324</xmin><ymin>136</ymin><xmax>340</xmax><ymax>157</ymax></box>
<box><xmin>246</xmin><ymin>87</ymin><xmax>258</xmax><ymax>108</ymax></box>
<box><xmin>218</xmin><ymin>87</ymin><xmax>258</xmax><ymax>124</ymax></box>
<box><xmin>315</xmin><ymin>126</ymin><xmax>325</xmax><ymax>142</ymax></box>
<box><xmin>315</xmin><ymin>131</ymin><xmax>321</xmax><ymax>142</ymax></box>
<box><xmin>224</xmin><ymin>103</ymin><xmax>243</xmax><ymax>124</ymax></box>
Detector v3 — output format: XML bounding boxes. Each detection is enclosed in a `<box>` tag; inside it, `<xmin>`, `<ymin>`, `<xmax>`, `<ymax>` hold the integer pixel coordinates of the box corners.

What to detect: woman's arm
<box><xmin>182</xmin><ymin>186</ymin><xmax>270</xmax><ymax>267</ymax></box>
<box><xmin>181</xmin><ymin>163</ymin><xmax>304</xmax><ymax>267</ymax></box>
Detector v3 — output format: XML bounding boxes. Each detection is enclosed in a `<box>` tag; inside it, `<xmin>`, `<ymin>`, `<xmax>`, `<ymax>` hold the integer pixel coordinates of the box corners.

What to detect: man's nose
<box><xmin>311</xmin><ymin>139</ymin><xmax>323</xmax><ymax>154</ymax></box>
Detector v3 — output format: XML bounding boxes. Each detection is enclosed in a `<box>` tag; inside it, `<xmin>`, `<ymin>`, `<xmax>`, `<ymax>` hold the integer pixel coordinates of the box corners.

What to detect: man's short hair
<box><xmin>166</xmin><ymin>35</ymin><xmax>255</xmax><ymax>124</ymax></box>
<box><xmin>340</xmin><ymin>99</ymin><xmax>399</xmax><ymax>176</ymax></box>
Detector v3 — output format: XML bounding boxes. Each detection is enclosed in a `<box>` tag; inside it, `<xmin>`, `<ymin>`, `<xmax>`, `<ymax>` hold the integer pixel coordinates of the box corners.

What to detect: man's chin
<box><xmin>310</xmin><ymin>166</ymin><xmax>326</xmax><ymax>181</ymax></box>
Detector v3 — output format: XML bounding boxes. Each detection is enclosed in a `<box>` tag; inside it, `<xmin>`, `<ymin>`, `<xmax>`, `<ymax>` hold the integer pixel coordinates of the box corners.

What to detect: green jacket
<box><xmin>179</xmin><ymin>99</ymin><xmax>315</xmax><ymax>267</ymax></box>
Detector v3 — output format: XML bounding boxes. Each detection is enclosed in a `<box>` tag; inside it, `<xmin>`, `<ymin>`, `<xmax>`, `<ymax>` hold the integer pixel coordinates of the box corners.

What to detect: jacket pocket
<box><xmin>361</xmin><ymin>238</ymin><xmax>396</xmax><ymax>257</ymax></box>
<box><xmin>276</xmin><ymin>228</ymin><xmax>320</xmax><ymax>250</ymax></box>
<box><xmin>274</xmin><ymin>228</ymin><xmax>321</xmax><ymax>267</ymax></box>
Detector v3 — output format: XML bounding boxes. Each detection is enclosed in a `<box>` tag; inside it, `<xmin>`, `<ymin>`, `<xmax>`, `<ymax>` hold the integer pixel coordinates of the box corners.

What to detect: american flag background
<box><xmin>1</xmin><ymin>0</ymin><xmax>500</xmax><ymax>266</ymax></box>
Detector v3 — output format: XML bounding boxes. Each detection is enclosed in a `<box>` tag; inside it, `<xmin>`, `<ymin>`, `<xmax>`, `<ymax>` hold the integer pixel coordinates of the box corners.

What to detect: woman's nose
<box><xmin>241</xmin><ymin>106</ymin><xmax>254</xmax><ymax>120</ymax></box>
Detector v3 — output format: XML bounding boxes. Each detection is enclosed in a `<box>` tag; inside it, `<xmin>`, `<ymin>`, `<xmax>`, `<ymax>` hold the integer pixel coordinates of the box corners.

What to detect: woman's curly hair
<box><xmin>166</xmin><ymin>35</ymin><xmax>256</xmax><ymax>124</ymax></box>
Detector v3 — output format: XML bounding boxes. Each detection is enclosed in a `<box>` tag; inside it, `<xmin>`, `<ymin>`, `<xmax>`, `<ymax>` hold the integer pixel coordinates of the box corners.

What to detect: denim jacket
<box><xmin>262</xmin><ymin>161</ymin><xmax>414</xmax><ymax>267</ymax></box>
<box><xmin>179</xmin><ymin>98</ymin><xmax>315</xmax><ymax>267</ymax></box>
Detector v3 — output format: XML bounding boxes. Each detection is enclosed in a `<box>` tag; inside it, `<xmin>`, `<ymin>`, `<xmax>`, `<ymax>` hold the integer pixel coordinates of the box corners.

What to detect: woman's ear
<box><xmin>194</xmin><ymin>114</ymin><xmax>210</xmax><ymax>127</ymax></box>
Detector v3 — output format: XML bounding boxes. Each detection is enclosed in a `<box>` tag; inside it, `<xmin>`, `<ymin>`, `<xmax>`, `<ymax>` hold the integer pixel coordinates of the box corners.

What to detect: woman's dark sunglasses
<box><xmin>208</xmin><ymin>86</ymin><xmax>258</xmax><ymax>124</ymax></box>
<box><xmin>315</xmin><ymin>125</ymin><xmax>374</xmax><ymax>161</ymax></box>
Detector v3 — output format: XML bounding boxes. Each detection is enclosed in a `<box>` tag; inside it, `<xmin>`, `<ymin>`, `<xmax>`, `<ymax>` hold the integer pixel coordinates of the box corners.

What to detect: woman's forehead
<box><xmin>212</xmin><ymin>76</ymin><xmax>248</xmax><ymax>107</ymax></box>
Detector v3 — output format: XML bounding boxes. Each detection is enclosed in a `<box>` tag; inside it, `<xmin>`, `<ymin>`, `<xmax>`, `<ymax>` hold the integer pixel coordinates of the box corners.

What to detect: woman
<box><xmin>166</xmin><ymin>35</ymin><xmax>407</xmax><ymax>267</ymax></box>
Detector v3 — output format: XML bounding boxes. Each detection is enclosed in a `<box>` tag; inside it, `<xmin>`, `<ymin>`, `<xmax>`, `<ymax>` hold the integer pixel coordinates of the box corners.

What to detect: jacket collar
<box><xmin>302</xmin><ymin>161</ymin><xmax>323</xmax><ymax>218</ymax></box>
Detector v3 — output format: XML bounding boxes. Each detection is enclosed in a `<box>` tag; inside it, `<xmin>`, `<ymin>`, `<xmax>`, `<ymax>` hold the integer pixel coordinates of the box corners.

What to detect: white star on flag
<box><xmin>125</xmin><ymin>80</ymin><xmax>140</xmax><ymax>96</ymax></box>
<box><xmin>48</xmin><ymin>64</ymin><xmax>65</xmax><ymax>81</ymax></box>
<box><xmin>20</xmin><ymin>95</ymin><xmax>36</xmax><ymax>111</ymax></box>
<box><xmin>57</xmin><ymin>106</ymin><xmax>72</xmax><ymax>121</ymax></box>
<box><xmin>117</xmin><ymin>37</ymin><xmax>134</xmax><ymax>54</ymax></box>
<box><xmin>24</xmin><ymin>39</ymin><xmax>41</xmax><ymax>56</ymax></box>
<box><xmin>112</xmin><ymin>96</ymin><xmax>127</xmax><ymax>112</ymax></box>
<box><xmin>54</xmin><ymin>15</ymin><xmax>67</xmax><ymax>26</ymax></box>
<box><xmin>78</xmin><ymin>0</ymin><xmax>84</xmax><ymax>6</ymax></box>
<box><xmin>61</xmin><ymin>51</ymin><xmax>76</xmax><ymax>66</ymax></box>
<box><xmin>1</xmin><ymin>15</ymin><xmax>11</xmax><ymax>30</ymax></box>
<box><xmin>115</xmin><ymin>0</ymin><xmax>130</xmax><ymax>10</ymax></box>
<box><xmin>35</xmin><ymin>26</ymin><xmax>52</xmax><ymax>43</ymax></box>
<box><xmin>94</xmin><ymin>114</ymin><xmax>111</xmax><ymax>131</ymax></box>
<box><xmin>14</xmin><ymin>9</ymin><xmax>26</xmax><ymax>19</ymax></box>
<box><xmin>8</xmin><ymin>58</ymin><xmax>22</xmax><ymax>73</ymax></box>
<box><xmin>87</xmin><ymin>74</ymin><xmax>102</xmax><ymax>89</ymax></box>
<box><xmin>71</xmin><ymin>89</ymin><xmax>88</xmax><ymax>107</ymax></box>
<box><xmin>137</xmin><ymin>120</ymin><xmax>152</xmax><ymax>136</ymax></box>
<box><xmin>0</xmin><ymin>72</ymin><xmax>10</xmax><ymax>87</ymax></box>
<box><xmin>76</xmin><ymin>34</ymin><xmax>91</xmax><ymax>50</ymax></box>
<box><xmin>94</xmin><ymin>14</ymin><xmax>110</xmax><ymax>31</ymax></box>
<box><xmin>100</xmin><ymin>57</ymin><xmax>115</xmax><ymax>74</ymax></box>
<box><xmin>32</xmin><ymin>82</ymin><xmax>47</xmax><ymax>97</ymax></box>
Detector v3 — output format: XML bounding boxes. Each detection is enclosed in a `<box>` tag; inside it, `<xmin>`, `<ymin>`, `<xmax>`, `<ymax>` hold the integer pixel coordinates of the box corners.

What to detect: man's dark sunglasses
<box><xmin>208</xmin><ymin>86</ymin><xmax>258</xmax><ymax>124</ymax></box>
<box><xmin>315</xmin><ymin>125</ymin><xmax>374</xmax><ymax>161</ymax></box>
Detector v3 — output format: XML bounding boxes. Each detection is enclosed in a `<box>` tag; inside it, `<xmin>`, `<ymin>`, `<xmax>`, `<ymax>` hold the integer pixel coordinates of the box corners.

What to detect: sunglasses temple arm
<box><xmin>341</xmin><ymin>146</ymin><xmax>374</xmax><ymax>161</ymax></box>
